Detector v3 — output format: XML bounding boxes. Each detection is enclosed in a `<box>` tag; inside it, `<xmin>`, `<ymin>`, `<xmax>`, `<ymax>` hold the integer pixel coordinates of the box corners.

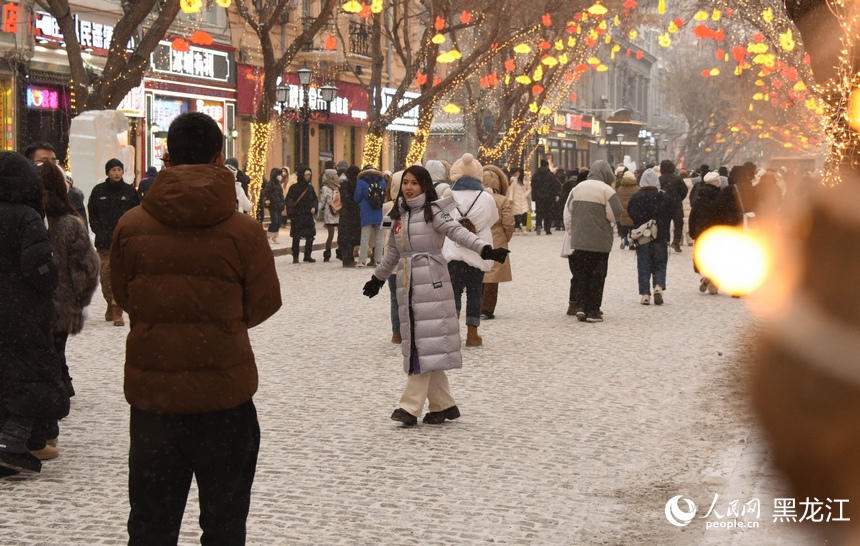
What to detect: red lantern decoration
<box><xmin>171</xmin><ymin>38</ymin><xmax>190</xmax><ymax>52</ymax></box>
<box><xmin>416</xmin><ymin>72</ymin><xmax>427</xmax><ymax>85</ymax></box>
<box><xmin>325</xmin><ymin>34</ymin><xmax>336</xmax><ymax>51</ymax></box>
<box><xmin>673</xmin><ymin>17</ymin><xmax>684</xmax><ymax>28</ymax></box>
<box><xmin>542</xmin><ymin>13</ymin><xmax>552</xmax><ymax>26</ymax></box>
<box><xmin>623</xmin><ymin>0</ymin><xmax>637</xmax><ymax>8</ymax></box>
<box><xmin>504</xmin><ymin>59</ymin><xmax>516</xmax><ymax>72</ymax></box>
<box><xmin>714</xmin><ymin>28</ymin><xmax>725</xmax><ymax>42</ymax></box>
<box><xmin>434</xmin><ymin>16</ymin><xmax>445</xmax><ymax>30</ymax></box>
<box><xmin>732</xmin><ymin>45</ymin><xmax>747</xmax><ymax>63</ymax></box>
<box><xmin>570</xmin><ymin>92</ymin><xmax>577</xmax><ymax>101</ymax></box>
<box><xmin>693</xmin><ymin>24</ymin><xmax>715</xmax><ymax>39</ymax></box>
<box><xmin>636</xmin><ymin>50</ymin><xmax>643</xmax><ymax>60</ymax></box>
<box><xmin>189</xmin><ymin>30</ymin><xmax>214</xmax><ymax>45</ymax></box>
<box><xmin>538</xmin><ymin>41</ymin><xmax>551</xmax><ymax>50</ymax></box>
<box><xmin>460</xmin><ymin>10</ymin><xmax>472</xmax><ymax>24</ymax></box>
<box><xmin>532</xmin><ymin>85</ymin><xmax>545</xmax><ymax>94</ymax></box>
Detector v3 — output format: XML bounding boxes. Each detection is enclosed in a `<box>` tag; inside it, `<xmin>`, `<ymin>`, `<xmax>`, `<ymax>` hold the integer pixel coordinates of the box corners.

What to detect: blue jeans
<box><xmin>636</xmin><ymin>242</ymin><xmax>668</xmax><ymax>295</ymax></box>
<box><xmin>448</xmin><ymin>260</ymin><xmax>484</xmax><ymax>327</ymax></box>
<box><xmin>388</xmin><ymin>274</ymin><xmax>399</xmax><ymax>335</ymax></box>
<box><xmin>268</xmin><ymin>209</ymin><xmax>282</xmax><ymax>233</ymax></box>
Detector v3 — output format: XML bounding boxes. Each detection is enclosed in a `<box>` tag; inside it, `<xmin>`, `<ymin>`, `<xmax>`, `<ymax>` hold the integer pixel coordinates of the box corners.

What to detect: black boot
<box><xmin>323</xmin><ymin>249</ymin><xmax>331</xmax><ymax>262</ymax></box>
<box><xmin>292</xmin><ymin>253</ymin><xmax>299</xmax><ymax>264</ymax></box>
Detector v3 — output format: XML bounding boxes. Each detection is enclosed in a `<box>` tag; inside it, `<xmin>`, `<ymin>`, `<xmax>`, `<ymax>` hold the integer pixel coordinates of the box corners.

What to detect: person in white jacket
<box><xmin>441</xmin><ymin>153</ymin><xmax>499</xmax><ymax>346</ymax></box>
<box><xmin>506</xmin><ymin>167</ymin><xmax>531</xmax><ymax>234</ymax></box>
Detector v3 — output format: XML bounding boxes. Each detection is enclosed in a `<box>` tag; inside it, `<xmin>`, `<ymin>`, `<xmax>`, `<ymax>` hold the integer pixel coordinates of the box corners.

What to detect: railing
<box><xmin>349</xmin><ymin>20</ymin><xmax>371</xmax><ymax>57</ymax></box>
<box><xmin>301</xmin><ymin>16</ymin><xmax>337</xmax><ymax>51</ymax></box>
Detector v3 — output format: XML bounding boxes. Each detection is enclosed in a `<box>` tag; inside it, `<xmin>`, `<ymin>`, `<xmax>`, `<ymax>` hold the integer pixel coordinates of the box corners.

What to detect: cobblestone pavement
<box><xmin>0</xmin><ymin>228</ymin><xmax>828</xmax><ymax>545</ymax></box>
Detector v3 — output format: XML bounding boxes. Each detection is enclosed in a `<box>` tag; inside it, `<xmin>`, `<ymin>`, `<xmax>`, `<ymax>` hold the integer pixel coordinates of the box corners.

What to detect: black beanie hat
<box><xmin>105</xmin><ymin>158</ymin><xmax>124</xmax><ymax>175</ymax></box>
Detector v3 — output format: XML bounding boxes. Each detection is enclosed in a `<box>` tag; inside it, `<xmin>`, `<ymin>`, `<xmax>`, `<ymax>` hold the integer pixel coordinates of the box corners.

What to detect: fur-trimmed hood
<box><xmin>482</xmin><ymin>165</ymin><xmax>509</xmax><ymax>195</ymax></box>
<box><xmin>357</xmin><ymin>168</ymin><xmax>384</xmax><ymax>181</ymax></box>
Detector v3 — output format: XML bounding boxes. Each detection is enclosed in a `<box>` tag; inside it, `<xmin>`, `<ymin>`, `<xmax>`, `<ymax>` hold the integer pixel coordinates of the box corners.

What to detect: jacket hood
<box><xmin>451</xmin><ymin>176</ymin><xmax>484</xmax><ymax>191</ymax></box>
<box><xmin>358</xmin><ymin>168</ymin><xmax>384</xmax><ymax>181</ymax></box>
<box><xmin>145</xmin><ymin>166</ymin><xmax>158</xmax><ymax>178</ymax></box>
<box><xmin>482</xmin><ymin>165</ymin><xmax>509</xmax><ymax>195</ymax></box>
<box><xmin>390</xmin><ymin>171</ymin><xmax>404</xmax><ymax>199</ymax></box>
<box><xmin>587</xmin><ymin>160</ymin><xmax>615</xmax><ymax>185</ymax></box>
<box><xmin>142</xmin><ymin>164</ymin><xmax>236</xmax><ymax>228</ymax></box>
<box><xmin>0</xmin><ymin>151</ymin><xmax>45</xmax><ymax>216</ymax></box>
<box><xmin>223</xmin><ymin>157</ymin><xmax>239</xmax><ymax>169</ymax></box>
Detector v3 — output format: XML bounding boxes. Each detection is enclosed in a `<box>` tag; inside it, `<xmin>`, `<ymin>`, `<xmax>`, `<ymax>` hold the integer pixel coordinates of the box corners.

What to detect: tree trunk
<box><xmin>405</xmin><ymin>96</ymin><xmax>436</xmax><ymax>166</ymax></box>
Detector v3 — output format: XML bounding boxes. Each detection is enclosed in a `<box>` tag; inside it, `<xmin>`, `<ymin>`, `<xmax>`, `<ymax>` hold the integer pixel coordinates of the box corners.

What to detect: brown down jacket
<box><xmin>110</xmin><ymin>164</ymin><xmax>282</xmax><ymax>414</ymax></box>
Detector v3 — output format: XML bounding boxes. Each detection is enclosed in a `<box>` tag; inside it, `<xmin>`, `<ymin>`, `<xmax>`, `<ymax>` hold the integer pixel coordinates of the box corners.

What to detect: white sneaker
<box><xmin>640</xmin><ymin>294</ymin><xmax>650</xmax><ymax>305</ymax></box>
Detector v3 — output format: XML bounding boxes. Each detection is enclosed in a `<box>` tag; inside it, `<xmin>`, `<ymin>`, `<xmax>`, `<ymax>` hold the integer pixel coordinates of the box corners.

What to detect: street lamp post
<box><xmin>275</xmin><ymin>65</ymin><xmax>338</xmax><ymax>169</ymax></box>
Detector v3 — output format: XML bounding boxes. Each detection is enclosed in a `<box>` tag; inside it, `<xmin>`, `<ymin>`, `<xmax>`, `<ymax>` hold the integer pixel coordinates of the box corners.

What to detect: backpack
<box><xmin>629</xmin><ymin>219</ymin><xmax>657</xmax><ymax>247</ymax></box>
<box><xmin>366</xmin><ymin>178</ymin><xmax>384</xmax><ymax>210</ymax></box>
<box><xmin>329</xmin><ymin>187</ymin><xmax>342</xmax><ymax>215</ymax></box>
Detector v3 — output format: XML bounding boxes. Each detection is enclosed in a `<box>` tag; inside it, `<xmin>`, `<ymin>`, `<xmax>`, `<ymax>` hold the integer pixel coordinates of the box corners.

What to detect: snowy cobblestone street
<box><xmin>0</xmin><ymin>230</ymin><xmax>824</xmax><ymax>545</ymax></box>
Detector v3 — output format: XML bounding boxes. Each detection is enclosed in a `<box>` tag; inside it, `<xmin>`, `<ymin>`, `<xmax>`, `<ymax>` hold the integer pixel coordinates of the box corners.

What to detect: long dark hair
<box><xmin>389</xmin><ymin>165</ymin><xmax>438</xmax><ymax>223</ymax></box>
<box><xmin>39</xmin><ymin>162</ymin><xmax>81</xmax><ymax>220</ymax></box>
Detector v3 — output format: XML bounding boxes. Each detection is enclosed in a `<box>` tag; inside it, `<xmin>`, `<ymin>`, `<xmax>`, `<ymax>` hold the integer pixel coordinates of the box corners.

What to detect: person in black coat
<box><xmin>552</xmin><ymin>168</ymin><xmax>567</xmax><ymax>230</ymax></box>
<box><xmin>0</xmin><ymin>152</ymin><xmax>68</xmax><ymax>476</ymax></box>
<box><xmin>285</xmin><ymin>166</ymin><xmax>318</xmax><ymax>263</ymax></box>
<box><xmin>88</xmin><ymin>158</ymin><xmax>139</xmax><ymax>326</ymax></box>
<box><xmin>658</xmin><ymin>160</ymin><xmax>689</xmax><ymax>253</ymax></box>
<box><xmin>338</xmin><ymin>165</ymin><xmax>362</xmax><ymax>267</ymax></box>
<box><xmin>689</xmin><ymin>171</ymin><xmax>742</xmax><ymax>294</ymax></box>
<box><xmin>531</xmin><ymin>160</ymin><xmax>558</xmax><ymax>235</ymax></box>
<box><xmin>627</xmin><ymin>168</ymin><xmax>676</xmax><ymax>305</ymax></box>
<box><xmin>262</xmin><ymin>168</ymin><xmax>286</xmax><ymax>244</ymax></box>
<box><xmin>137</xmin><ymin>166</ymin><xmax>158</xmax><ymax>201</ymax></box>
<box><xmin>65</xmin><ymin>175</ymin><xmax>88</xmax><ymax>230</ymax></box>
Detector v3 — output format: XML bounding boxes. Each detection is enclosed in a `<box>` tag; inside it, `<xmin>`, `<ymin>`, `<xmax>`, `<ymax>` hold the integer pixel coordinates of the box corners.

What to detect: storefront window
<box><xmin>152</xmin><ymin>96</ymin><xmax>189</xmax><ymax>167</ymax></box>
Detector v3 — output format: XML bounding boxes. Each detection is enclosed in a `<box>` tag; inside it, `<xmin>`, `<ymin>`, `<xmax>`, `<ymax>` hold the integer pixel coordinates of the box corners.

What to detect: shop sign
<box><xmin>235</xmin><ymin>65</ymin><xmax>369</xmax><ymax>127</ymax></box>
<box><xmin>380</xmin><ymin>87</ymin><xmax>420</xmax><ymax>133</ymax></box>
<box><xmin>26</xmin><ymin>86</ymin><xmax>60</xmax><ymax>110</ymax></box>
<box><xmin>567</xmin><ymin>114</ymin><xmax>583</xmax><ymax>131</ymax></box>
<box><xmin>30</xmin><ymin>10</ymin><xmax>133</xmax><ymax>50</ymax></box>
<box><xmin>3</xmin><ymin>3</ymin><xmax>18</xmax><ymax>34</ymax></box>
<box><xmin>117</xmin><ymin>83</ymin><xmax>145</xmax><ymax>117</ymax></box>
<box><xmin>151</xmin><ymin>41</ymin><xmax>232</xmax><ymax>83</ymax></box>
<box><xmin>552</xmin><ymin>112</ymin><xmax>566</xmax><ymax>129</ymax></box>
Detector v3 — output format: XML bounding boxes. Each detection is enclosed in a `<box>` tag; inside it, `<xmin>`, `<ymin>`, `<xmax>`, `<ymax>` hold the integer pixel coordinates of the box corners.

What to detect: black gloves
<box><xmin>363</xmin><ymin>275</ymin><xmax>386</xmax><ymax>298</ymax></box>
<box><xmin>481</xmin><ymin>245</ymin><xmax>510</xmax><ymax>263</ymax></box>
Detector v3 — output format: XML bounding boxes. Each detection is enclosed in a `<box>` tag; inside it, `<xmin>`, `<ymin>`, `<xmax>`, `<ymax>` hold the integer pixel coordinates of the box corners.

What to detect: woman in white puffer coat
<box><xmin>506</xmin><ymin>167</ymin><xmax>531</xmax><ymax>234</ymax></box>
<box><xmin>361</xmin><ymin>165</ymin><xmax>509</xmax><ymax>427</ymax></box>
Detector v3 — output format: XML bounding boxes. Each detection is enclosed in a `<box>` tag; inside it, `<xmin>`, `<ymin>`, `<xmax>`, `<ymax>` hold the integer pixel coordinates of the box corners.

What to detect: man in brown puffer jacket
<box><xmin>110</xmin><ymin>112</ymin><xmax>281</xmax><ymax>545</ymax></box>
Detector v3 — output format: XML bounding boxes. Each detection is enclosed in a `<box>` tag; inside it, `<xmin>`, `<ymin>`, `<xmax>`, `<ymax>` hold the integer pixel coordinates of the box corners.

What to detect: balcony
<box><xmin>349</xmin><ymin>20</ymin><xmax>371</xmax><ymax>57</ymax></box>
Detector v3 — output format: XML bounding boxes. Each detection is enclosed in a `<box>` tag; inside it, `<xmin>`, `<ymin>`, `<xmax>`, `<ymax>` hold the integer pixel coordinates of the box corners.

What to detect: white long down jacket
<box><xmin>374</xmin><ymin>193</ymin><xmax>490</xmax><ymax>374</ymax></box>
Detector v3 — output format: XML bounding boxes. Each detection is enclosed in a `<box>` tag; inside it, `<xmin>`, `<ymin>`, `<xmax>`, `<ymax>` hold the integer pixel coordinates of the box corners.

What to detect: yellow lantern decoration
<box><xmin>442</xmin><ymin>103</ymin><xmax>461</xmax><ymax>114</ymax></box>
<box><xmin>793</xmin><ymin>81</ymin><xmax>807</xmax><ymax>91</ymax></box>
<box><xmin>693</xmin><ymin>10</ymin><xmax>709</xmax><ymax>21</ymax></box>
<box><xmin>542</xmin><ymin>56</ymin><xmax>559</xmax><ymax>67</ymax></box>
<box><xmin>533</xmin><ymin>65</ymin><xmax>544</xmax><ymax>81</ymax></box>
<box><xmin>587</xmin><ymin>56</ymin><xmax>601</xmax><ymax>65</ymax></box>
<box><xmin>610</xmin><ymin>44</ymin><xmax>621</xmax><ymax>59</ymax></box>
<box><xmin>449</xmin><ymin>49</ymin><xmax>462</xmax><ymax>60</ymax></box>
<box><xmin>614</xmin><ymin>14</ymin><xmax>620</xmax><ymax>27</ymax></box>
<box><xmin>605</xmin><ymin>35</ymin><xmax>612</xmax><ymax>44</ymax></box>
<box><xmin>709</xmin><ymin>68</ymin><xmax>720</xmax><ymax>76</ymax></box>
<box><xmin>763</xmin><ymin>7</ymin><xmax>773</xmax><ymax>23</ymax></box>
<box><xmin>658</xmin><ymin>0</ymin><xmax>665</xmax><ymax>14</ymax></box>
<box><xmin>668</xmin><ymin>21</ymin><xmax>678</xmax><ymax>33</ymax></box>
<box><xmin>755</xmin><ymin>79</ymin><xmax>765</xmax><ymax>86</ymax></box>
<box><xmin>342</xmin><ymin>0</ymin><xmax>362</xmax><ymax>13</ymax></box>
<box><xmin>587</xmin><ymin>2</ymin><xmax>608</xmax><ymax>16</ymax></box>
<box><xmin>712</xmin><ymin>9</ymin><xmax>721</xmax><ymax>21</ymax></box>
<box><xmin>529</xmin><ymin>102</ymin><xmax>539</xmax><ymax>113</ymax></box>
<box><xmin>437</xmin><ymin>52</ymin><xmax>455</xmax><ymax>63</ymax></box>
<box><xmin>779</xmin><ymin>29</ymin><xmax>795</xmax><ymax>51</ymax></box>
<box><xmin>568</xmin><ymin>36</ymin><xmax>577</xmax><ymax>47</ymax></box>
<box><xmin>513</xmin><ymin>43</ymin><xmax>533</xmax><ymax>54</ymax></box>
<box><xmin>516</xmin><ymin>75</ymin><xmax>532</xmax><ymax>84</ymax></box>
<box><xmin>432</xmin><ymin>33</ymin><xmax>446</xmax><ymax>44</ymax></box>
<box><xmin>215</xmin><ymin>0</ymin><xmax>231</xmax><ymax>7</ymax></box>
<box><xmin>559</xmin><ymin>53</ymin><xmax>568</xmax><ymax>64</ymax></box>
<box><xmin>734</xmin><ymin>66</ymin><xmax>743</xmax><ymax>76</ymax></box>
<box><xmin>539</xmin><ymin>107</ymin><xmax>552</xmax><ymax>115</ymax></box>
<box><xmin>370</xmin><ymin>0</ymin><xmax>383</xmax><ymax>14</ymax></box>
<box><xmin>180</xmin><ymin>0</ymin><xmax>203</xmax><ymax>14</ymax></box>
<box><xmin>554</xmin><ymin>40</ymin><xmax>564</xmax><ymax>51</ymax></box>
<box><xmin>628</xmin><ymin>29</ymin><xmax>638</xmax><ymax>40</ymax></box>
<box><xmin>846</xmin><ymin>88</ymin><xmax>860</xmax><ymax>131</ymax></box>
<box><xmin>658</xmin><ymin>33</ymin><xmax>671</xmax><ymax>48</ymax></box>
<box><xmin>596</xmin><ymin>64</ymin><xmax>609</xmax><ymax>72</ymax></box>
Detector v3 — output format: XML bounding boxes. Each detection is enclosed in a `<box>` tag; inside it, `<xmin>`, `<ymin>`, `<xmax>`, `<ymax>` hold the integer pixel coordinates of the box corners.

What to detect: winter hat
<box><xmin>639</xmin><ymin>168</ymin><xmax>660</xmax><ymax>188</ymax></box>
<box><xmin>223</xmin><ymin>157</ymin><xmax>239</xmax><ymax>170</ymax></box>
<box><xmin>425</xmin><ymin>160</ymin><xmax>448</xmax><ymax>183</ymax></box>
<box><xmin>145</xmin><ymin>166</ymin><xmax>158</xmax><ymax>178</ymax></box>
<box><xmin>622</xmin><ymin>171</ymin><xmax>637</xmax><ymax>184</ymax></box>
<box><xmin>322</xmin><ymin>168</ymin><xmax>339</xmax><ymax>187</ymax></box>
<box><xmin>105</xmin><ymin>158</ymin><xmax>124</xmax><ymax>175</ymax></box>
<box><xmin>615</xmin><ymin>165</ymin><xmax>625</xmax><ymax>176</ymax></box>
<box><xmin>704</xmin><ymin>171</ymin><xmax>721</xmax><ymax>187</ymax></box>
<box><xmin>449</xmin><ymin>153</ymin><xmax>483</xmax><ymax>182</ymax></box>
<box><xmin>389</xmin><ymin>170</ymin><xmax>404</xmax><ymax>198</ymax></box>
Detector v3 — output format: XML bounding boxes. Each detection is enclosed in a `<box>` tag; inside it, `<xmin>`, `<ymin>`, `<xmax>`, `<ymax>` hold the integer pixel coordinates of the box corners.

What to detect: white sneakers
<box><xmin>640</xmin><ymin>294</ymin><xmax>650</xmax><ymax>305</ymax></box>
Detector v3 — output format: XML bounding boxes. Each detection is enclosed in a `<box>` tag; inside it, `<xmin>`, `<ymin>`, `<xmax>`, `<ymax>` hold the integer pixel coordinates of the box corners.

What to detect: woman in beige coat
<box><xmin>481</xmin><ymin>165</ymin><xmax>515</xmax><ymax>319</ymax></box>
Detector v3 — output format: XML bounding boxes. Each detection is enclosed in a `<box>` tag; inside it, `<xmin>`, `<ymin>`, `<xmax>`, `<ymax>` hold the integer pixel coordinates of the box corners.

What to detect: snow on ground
<box><xmin>0</xmin><ymin>228</ymin><xmax>825</xmax><ymax>544</ymax></box>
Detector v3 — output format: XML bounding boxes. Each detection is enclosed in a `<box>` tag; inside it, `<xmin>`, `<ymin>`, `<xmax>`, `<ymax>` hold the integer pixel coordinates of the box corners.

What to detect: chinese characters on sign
<box><xmin>31</xmin><ymin>11</ymin><xmax>128</xmax><ymax>50</ymax></box>
<box><xmin>3</xmin><ymin>3</ymin><xmax>18</xmax><ymax>34</ymax></box>
<box><xmin>151</xmin><ymin>42</ymin><xmax>232</xmax><ymax>83</ymax></box>
<box><xmin>26</xmin><ymin>87</ymin><xmax>60</xmax><ymax>110</ymax></box>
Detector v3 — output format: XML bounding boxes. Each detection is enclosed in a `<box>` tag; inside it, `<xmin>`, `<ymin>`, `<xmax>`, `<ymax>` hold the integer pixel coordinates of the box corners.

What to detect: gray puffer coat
<box><xmin>374</xmin><ymin>193</ymin><xmax>489</xmax><ymax>375</ymax></box>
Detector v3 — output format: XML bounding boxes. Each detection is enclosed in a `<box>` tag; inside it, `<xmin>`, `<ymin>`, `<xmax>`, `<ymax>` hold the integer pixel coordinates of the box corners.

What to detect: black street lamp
<box><xmin>275</xmin><ymin>64</ymin><xmax>338</xmax><ymax>168</ymax></box>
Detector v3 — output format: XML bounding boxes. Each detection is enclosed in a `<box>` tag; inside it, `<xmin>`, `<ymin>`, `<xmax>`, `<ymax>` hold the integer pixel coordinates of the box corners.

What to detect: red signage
<box><xmin>236</xmin><ymin>64</ymin><xmax>369</xmax><ymax>127</ymax></box>
<box><xmin>2</xmin><ymin>3</ymin><xmax>18</xmax><ymax>34</ymax></box>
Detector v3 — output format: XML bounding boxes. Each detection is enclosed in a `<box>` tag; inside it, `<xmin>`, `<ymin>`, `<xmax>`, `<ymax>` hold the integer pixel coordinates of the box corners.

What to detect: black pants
<box><xmin>514</xmin><ymin>213</ymin><xmax>527</xmax><ymax>229</ymax></box>
<box><xmin>128</xmin><ymin>400</ymin><xmax>260</xmax><ymax>546</ymax></box>
<box><xmin>571</xmin><ymin>250</ymin><xmax>609</xmax><ymax>314</ymax></box>
<box><xmin>535</xmin><ymin>205</ymin><xmax>553</xmax><ymax>233</ymax></box>
<box><xmin>292</xmin><ymin>235</ymin><xmax>315</xmax><ymax>259</ymax></box>
<box><xmin>567</xmin><ymin>255</ymin><xmax>577</xmax><ymax>303</ymax></box>
<box><xmin>671</xmin><ymin>206</ymin><xmax>684</xmax><ymax>246</ymax></box>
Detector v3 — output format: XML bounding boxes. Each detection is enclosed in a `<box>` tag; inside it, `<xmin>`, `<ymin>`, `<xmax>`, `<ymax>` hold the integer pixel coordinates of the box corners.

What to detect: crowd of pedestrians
<box><xmin>0</xmin><ymin>105</ymin><xmax>812</xmax><ymax>544</ymax></box>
